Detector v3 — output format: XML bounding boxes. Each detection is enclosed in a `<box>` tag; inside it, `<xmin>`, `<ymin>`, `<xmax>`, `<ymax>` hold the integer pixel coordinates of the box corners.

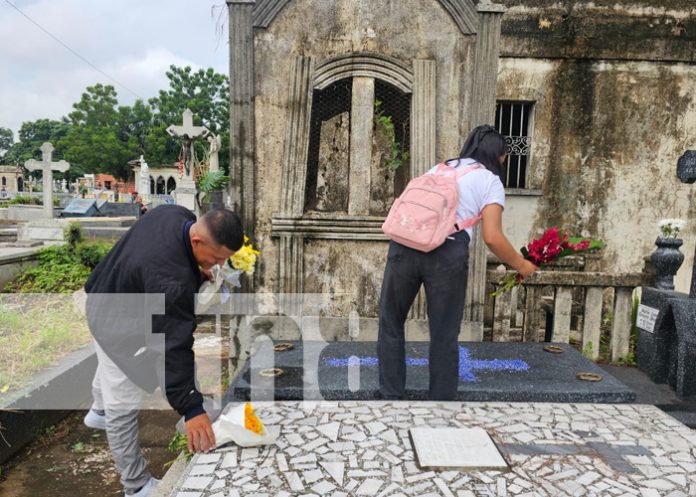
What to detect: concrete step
<box><xmin>64</xmin><ymin>217</ymin><xmax>136</xmax><ymax>228</ymax></box>
<box><xmin>0</xmin><ymin>228</ymin><xmax>18</xmax><ymax>242</ymax></box>
<box><xmin>82</xmin><ymin>226</ymin><xmax>130</xmax><ymax>240</ymax></box>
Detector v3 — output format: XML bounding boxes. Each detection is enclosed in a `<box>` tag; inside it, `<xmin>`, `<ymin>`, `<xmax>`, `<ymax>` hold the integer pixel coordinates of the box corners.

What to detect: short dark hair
<box><xmin>202</xmin><ymin>209</ymin><xmax>244</xmax><ymax>251</ymax></box>
<box><xmin>458</xmin><ymin>124</ymin><xmax>507</xmax><ymax>178</ymax></box>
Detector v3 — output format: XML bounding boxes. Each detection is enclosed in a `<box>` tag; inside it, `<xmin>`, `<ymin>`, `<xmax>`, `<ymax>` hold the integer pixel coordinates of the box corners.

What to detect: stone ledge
<box><xmin>0</xmin><ymin>344</ymin><xmax>96</xmax><ymax>463</ymax></box>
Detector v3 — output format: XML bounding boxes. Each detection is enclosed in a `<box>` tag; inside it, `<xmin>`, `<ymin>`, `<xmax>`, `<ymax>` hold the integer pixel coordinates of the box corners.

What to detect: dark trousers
<box><xmin>378</xmin><ymin>230</ymin><xmax>470</xmax><ymax>400</ymax></box>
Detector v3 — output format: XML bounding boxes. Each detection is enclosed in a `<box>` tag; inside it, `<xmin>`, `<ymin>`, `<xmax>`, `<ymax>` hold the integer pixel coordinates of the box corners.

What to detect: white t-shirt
<box><xmin>427</xmin><ymin>157</ymin><xmax>506</xmax><ymax>237</ymax></box>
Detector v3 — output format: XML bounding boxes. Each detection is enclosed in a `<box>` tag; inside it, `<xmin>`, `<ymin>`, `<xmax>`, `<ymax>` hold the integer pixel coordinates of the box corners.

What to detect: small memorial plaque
<box><xmin>409</xmin><ymin>427</ymin><xmax>508</xmax><ymax>471</ymax></box>
<box><xmin>637</xmin><ymin>304</ymin><xmax>659</xmax><ymax>333</ymax></box>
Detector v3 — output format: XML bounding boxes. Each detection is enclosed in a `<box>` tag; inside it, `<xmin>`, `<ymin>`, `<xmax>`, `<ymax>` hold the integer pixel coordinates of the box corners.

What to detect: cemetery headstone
<box><xmin>668</xmin><ymin>298</ymin><xmax>696</xmax><ymax>397</ymax></box>
<box><xmin>636</xmin><ymin>287</ymin><xmax>687</xmax><ymax>383</ymax></box>
<box><xmin>637</xmin><ymin>149</ymin><xmax>696</xmax><ymax>398</ymax></box>
<box><xmin>24</xmin><ymin>142</ymin><xmax>70</xmax><ymax>218</ymax></box>
<box><xmin>61</xmin><ymin>197</ymin><xmax>98</xmax><ymax>218</ymax></box>
<box><xmin>98</xmin><ymin>202</ymin><xmax>140</xmax><ymax>218</ymax></box>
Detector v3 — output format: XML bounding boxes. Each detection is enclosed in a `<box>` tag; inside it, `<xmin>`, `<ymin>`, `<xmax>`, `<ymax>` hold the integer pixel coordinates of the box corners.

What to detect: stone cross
<box><xmin>677</xmin><ymin>150</ymin><xmax>696</xmax><ymax>298</ymax></box>
<box><xmin>166</xmin><ymin>109</ymin><xmax>209</xmax><ymax>180</ymax></box>
<box><xmin>24</xmin><ymin>142</ymin><xmax>70</xmax><ymax>218</ymax></box>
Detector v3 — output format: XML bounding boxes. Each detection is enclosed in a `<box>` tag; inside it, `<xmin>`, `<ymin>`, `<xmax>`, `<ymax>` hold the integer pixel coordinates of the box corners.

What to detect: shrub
<box><xmin>4</xmin><ymin>240</ymin><xmax>113</xmax><ymax>293</ymax></box>
<box><xmin>65</xmin><ymin>223</ymin><xmax>84</xmax><ymax>247</ymax></box>
<box><xmin>6</xmin><ymin>195</ymin><xmax>59</xmax><ymax>206</ymax></box>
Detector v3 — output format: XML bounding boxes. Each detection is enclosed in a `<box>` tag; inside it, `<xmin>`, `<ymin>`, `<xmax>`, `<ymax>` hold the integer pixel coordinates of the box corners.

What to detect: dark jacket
<box><xmin>84</xmin><ymin>204</ymin><xmax>205</xmax><ymax>417</ymax></box>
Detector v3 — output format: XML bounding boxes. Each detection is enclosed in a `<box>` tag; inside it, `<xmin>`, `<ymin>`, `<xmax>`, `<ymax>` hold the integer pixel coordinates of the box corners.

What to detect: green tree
<box><xmin>60</xmin><ymin>84</ymin><xmax>134</xmax><ymax>180</ymax></box>
<box><xmin>3</xmin><ymin>119</ymin><xmax>71</xmax><ymax>179</ymax></box>
<box><xmin>116</xmin><ymin>99</ymin><xmax>152</xmax><ymax>158</ymax></box>
<box><xmin>0</xmin><ymin>127</ymin><xmax>13</xmax><ymax>163</ymax></box>
<box><xmin>147</xmin><ymin>66</ymin><xmax>229</xmax><ymax>171</ymax></box>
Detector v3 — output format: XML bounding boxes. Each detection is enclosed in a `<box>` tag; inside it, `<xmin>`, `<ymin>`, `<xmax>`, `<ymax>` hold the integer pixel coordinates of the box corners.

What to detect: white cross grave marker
<box><xmin>166</xmin><ymin>109</ymin><xmax>209</xmax><ymax>211</ymax></box>
<box><xmin>24</xmin><ymin>142</ymin><xmax>70</xmax><ymax>218</ymax></box>
<box><xmin>166</xmin><ymin>108</ymin><xmax>209</xmax><ymax>180</ymax></box>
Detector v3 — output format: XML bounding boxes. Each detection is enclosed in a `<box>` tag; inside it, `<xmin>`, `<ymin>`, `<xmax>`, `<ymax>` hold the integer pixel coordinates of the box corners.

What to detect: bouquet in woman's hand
<box><xmin>197</xmin><ymin>236</ymin><xmax>260</xmax><ymax>311</ymax></box>
<box><xmin>491</xmin><ymin>228</ymin><xmax>604</xmax><ymax>297</ymax></box>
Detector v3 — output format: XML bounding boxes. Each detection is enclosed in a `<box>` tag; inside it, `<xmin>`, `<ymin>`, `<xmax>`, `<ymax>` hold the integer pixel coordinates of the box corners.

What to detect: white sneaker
<box><xmin>129</xmin><ymin>477</ymin><xmax>160</xmax><ymax>497</ymax></box>
<box><xmin>83</xmin><ymin>409</ymin><xmax>106</xmax><ymax>430</ymax></box>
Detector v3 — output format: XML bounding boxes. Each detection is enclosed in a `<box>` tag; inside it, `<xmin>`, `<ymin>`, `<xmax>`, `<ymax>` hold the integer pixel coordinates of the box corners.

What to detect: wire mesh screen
<box><xmin>374</xmin><ymin>80</ymin><xmax>411</xmax><ymax>205</ymax></box>
<box><xmin>304</xmin><ymin>78</ymin><xmax>411</xmax><ymax>214</ymax></box>
<box><xmin>305</xmin><ymin>79</ymin><xmax>353</xmax><ymax>213</ymax></box>
<box><xmin>495</xmin><ymin>101</ymin><xmax>533</xmax><ymax>189</ymax></box>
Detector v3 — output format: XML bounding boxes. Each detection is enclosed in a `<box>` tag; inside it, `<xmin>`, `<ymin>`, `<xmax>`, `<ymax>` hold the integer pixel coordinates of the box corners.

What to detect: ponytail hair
<box><xmin>457</xmin><ymin>124</ymin><xmax>507</xmax><ymax>179</ymax></box>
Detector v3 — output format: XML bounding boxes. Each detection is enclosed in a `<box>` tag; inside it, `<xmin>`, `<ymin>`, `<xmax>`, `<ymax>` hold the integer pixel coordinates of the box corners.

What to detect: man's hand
<box><xmin>185</xmin><ymin>413</ymin><xmax>216</xmax><ymax>453</ymax></box>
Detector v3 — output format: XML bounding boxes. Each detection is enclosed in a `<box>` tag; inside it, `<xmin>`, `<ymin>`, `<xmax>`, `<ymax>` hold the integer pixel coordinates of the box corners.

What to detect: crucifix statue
<box><xmin>166</xmin><ymin>109</ymin><xmax>210</xmax><ymax>180</ymax></box>
<box><xmin>24</xmin><ymin>142</ymin><xmax>70</xmax><ymax>218</ymax></box>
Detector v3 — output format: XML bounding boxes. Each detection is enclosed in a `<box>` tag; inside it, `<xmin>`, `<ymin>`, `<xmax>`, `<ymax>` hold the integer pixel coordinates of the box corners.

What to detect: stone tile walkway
<box><xmin>173</xmin><ymin>401</ymin><xmax>696</xmax><ymax>497</ymax></box>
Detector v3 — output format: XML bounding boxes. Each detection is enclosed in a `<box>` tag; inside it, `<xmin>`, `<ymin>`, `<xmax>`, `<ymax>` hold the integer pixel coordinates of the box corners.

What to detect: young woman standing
<box><xmin>378</xmin><ymin>124</ymin><xmax>538</xmax><ymax>401</ymax></box>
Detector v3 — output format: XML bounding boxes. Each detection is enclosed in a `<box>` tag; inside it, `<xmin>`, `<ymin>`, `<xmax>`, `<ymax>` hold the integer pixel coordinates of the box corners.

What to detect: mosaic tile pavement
<box><xmin>172</xmin><ymin>401</ymin><xmax>696</xmax><ymax>497</ymax></box>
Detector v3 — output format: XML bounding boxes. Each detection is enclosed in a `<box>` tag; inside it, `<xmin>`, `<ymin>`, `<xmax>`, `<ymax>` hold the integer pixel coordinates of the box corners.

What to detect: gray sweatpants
<box><xmin>91</xmin><ymin>341</ymin><xmax>152</xmax><ymax>493</ymax></box>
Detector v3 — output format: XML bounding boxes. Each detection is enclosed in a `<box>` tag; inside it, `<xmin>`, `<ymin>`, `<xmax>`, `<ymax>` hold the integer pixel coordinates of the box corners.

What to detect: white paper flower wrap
<box><xmin>211</xmin><ymin>403</ymin><xmax>280</xmax><ymax>448</ymax></box>
<box><xmin>196</xmin><ymin>263</ymin><xmax>243</xmax><ymax>313</ymax></box>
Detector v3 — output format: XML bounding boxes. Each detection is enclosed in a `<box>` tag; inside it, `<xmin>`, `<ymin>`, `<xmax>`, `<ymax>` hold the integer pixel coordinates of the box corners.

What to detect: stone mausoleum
<box><xmin>226</xmin><ymin>0</ymin><xmax>505</xmax><ymax>339</ymax></box>
<box><xmin>224</xmin><ymin>0</ymin><xmax>696</xmax><ymax>336</ymax></box>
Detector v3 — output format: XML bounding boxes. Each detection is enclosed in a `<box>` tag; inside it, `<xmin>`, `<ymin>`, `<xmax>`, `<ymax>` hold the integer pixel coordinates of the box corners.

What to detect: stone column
<box><xmin>410</xmin><ymin>60</ymin><xmax>437</xmax><ymax>178</ymax></box>
<box><xmin>227</xmin><ymin>0</ymin><xmax>256</xmax><ymax>235</ymax></box>
<box><xmin>280</xmin><ymin>55</ymin><xmax>315</xmax><ymax>216</ymax></box>
<box><xmin>348</xmin><ymin>77</ymin><xmax>374</xmax><ymax>216</ymax></box>
<box><xmin>464</xmin><ymin>3</ymin><xmax>505</xmax><ymax>340</ymax></box>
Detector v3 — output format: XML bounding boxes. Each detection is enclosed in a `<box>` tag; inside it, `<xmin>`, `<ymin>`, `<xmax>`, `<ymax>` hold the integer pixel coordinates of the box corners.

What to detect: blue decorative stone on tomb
<box><xmin>225</xmin><ymin>341</ymin><xmax>635</xmax><ymax>404</ymax></box>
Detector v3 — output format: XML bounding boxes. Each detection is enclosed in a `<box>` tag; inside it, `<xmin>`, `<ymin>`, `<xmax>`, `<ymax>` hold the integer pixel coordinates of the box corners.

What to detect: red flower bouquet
<box><xmin>491</xmin><ymin>228</ymin><xmax>604</xmax><ymax>297</ymax></box>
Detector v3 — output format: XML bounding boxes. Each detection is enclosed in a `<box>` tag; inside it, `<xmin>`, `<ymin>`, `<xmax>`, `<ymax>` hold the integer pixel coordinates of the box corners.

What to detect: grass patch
<box><xmin>0</xmin><ymin>295</ymin><xmax>91</xmax><ymax>394</ymax></box>
<box><xmin>0</xmin><ymin>224</ymin><xmax>110</xmax><ymax>394</ymax></box>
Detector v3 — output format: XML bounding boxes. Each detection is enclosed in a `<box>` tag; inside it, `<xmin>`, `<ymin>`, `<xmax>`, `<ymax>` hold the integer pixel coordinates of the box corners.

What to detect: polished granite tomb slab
<box><xmin>225</xmin><ymin>341</ymin><xmax>635</xmax><ymax>404</ymax></box>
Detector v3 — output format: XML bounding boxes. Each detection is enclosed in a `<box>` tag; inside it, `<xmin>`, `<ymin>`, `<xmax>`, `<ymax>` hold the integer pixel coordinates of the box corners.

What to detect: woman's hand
<box><xmin>515</xmin><ymin>259</ymin><xmax>538</xmax><ymax>279</ymax></box>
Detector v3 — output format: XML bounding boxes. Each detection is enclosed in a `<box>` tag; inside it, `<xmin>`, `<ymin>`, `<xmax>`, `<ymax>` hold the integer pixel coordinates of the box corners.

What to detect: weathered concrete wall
<box><xmin>499</xmin><ymin>1</ymin><xmax>696</xmax><ymax>62</ymax></box>
<box><xmin>496</xmin><ymin>2</ymin><xmax>696</xmax><ymax>293</ymax></box>
<box><xmin>253</xmin><ymin>0</ymin><xmax>477</xmax><ymax>310</ymax></box>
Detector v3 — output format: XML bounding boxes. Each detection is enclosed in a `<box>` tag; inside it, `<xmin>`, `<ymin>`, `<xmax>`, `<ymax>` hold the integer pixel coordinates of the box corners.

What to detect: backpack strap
<box><xmin>452</xmin><ymin>163</ymin><xmax>483</xmax><ymax>232</ymax></box>
<box><xmin>454</xmin><ymin>165</ymin><xmax>481</xmax><ymax>178</ymax></box>
<box><xmin>454</xmin><ymin>214</ymin><xmax>482</xmax><ymax>232</ymax></box>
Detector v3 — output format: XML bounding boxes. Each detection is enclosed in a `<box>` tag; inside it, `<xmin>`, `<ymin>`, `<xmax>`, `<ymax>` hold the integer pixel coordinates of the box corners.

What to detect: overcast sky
<box><xmin>1</xmin><ymin>0</ymin><xmax>229</xmax><ymax>137</ymax></box>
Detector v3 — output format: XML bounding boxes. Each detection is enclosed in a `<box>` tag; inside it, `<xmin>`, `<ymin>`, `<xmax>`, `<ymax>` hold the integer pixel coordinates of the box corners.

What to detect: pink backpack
<box><xmin>382</xmin><ymin>163</ymin><xmax>482</xmax><ymax>252</ymax></box>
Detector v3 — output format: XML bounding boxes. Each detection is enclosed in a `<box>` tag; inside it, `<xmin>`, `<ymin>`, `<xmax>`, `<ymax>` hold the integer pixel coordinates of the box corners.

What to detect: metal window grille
<box><xmin>495</xmin><ymin>101</ymin><xmax>533</xmax><ymax>189</ymax></box>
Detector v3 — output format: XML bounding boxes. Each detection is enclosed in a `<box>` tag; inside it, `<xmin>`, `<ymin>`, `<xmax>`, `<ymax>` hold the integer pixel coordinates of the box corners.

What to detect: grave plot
<box><xmin>173</xmin><ymin>401</ymin><xmax>696</xmax><ymax>496</ymax></box>
<box><xmin>226</xmin><ymin>340</ymin><xmax>635</xmax><ymax>404</ymax></box>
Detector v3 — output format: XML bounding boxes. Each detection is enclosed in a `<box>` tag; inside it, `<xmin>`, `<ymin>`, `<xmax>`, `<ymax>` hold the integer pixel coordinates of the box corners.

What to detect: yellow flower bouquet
<box><xmin>211</xmin><ymin>401</ymin><xmax>279</xmax><ymax>448</ymax></box>
<box><xmin>196</xmin><ymin>236</ymin><xmax>260</xmax><ymax>312</ymax></box>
